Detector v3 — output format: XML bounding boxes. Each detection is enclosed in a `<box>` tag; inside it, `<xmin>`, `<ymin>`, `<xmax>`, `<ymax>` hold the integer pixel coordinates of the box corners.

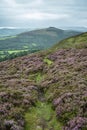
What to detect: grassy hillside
<box><xmin>0</xmin><ymin>33</ymin><xmax>87</xmax><ymax>130</ymax></box>
<box><xmin>52</xmin><ymin>32</ymin><xmax>87</xmax><ymax>50</ymax></box>
<box><xmin>0</xmin><ymin>27</ymin><xmax>81</xmax><ymax>61</ymax></box>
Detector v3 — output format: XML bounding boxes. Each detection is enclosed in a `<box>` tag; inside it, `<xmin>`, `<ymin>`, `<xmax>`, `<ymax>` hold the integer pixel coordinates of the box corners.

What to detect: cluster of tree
<box><xmin>0</xmin><ymin>49</ymin><xmax>41</xmax><ymax>62</ymax></box>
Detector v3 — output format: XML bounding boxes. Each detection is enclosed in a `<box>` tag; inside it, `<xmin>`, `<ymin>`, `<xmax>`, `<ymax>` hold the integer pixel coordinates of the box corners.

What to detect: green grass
<box><xmin>24</xmin><ymin>101</ymin><xmax>62</xmax><ymax>130</ymax></box>
<box><xmin>29</xmin><ymin>72</ymin><xmax>44</xmax><ymax>83</ymax></box>
<box><xmin>51</xmin><ymin>32</ymin><xmax>87</xmax><ymax>50</ymax></box>
<box><xmin>44</xmin><ymin>58</ymin><xmax>53</xmax><ymax>65</ymax></box>
<box><xmin>36</xmin><ymin>73</ymin><xmax>43</xmax><ymax>83</ymax></box>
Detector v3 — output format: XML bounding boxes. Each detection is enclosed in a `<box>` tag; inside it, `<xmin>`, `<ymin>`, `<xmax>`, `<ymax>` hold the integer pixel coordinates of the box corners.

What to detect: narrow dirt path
<box><xmin>24</xmin><ymin>89</ymin><xmax>62</xmax><ymax>130</ymax></box>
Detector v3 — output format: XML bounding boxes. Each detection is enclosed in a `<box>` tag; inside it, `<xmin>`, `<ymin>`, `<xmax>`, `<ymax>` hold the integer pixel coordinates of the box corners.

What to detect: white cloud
<box><xmin>19</xmin><ymin>12</ymin><xmax>69</xmax><ymax>20</ymax></box>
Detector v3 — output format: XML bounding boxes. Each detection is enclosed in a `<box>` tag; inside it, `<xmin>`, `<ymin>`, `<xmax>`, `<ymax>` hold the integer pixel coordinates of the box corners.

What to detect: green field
<box><xmin>0</xmin><ymin>35</ymin><xmax>17</xmax><ymax>40</ymax></box>
<box><xmin>7</xmin><ymin>50</ymin><xmax>29</xmax><ymax>54</ymax></box>
<box><xmin>0</xmin><ymin>47</ymin><xmax>41</xmax><ymax>61</ymax></box>
<box><xmin>0</xmin><ymin>50</ymin><xmax>28</xmax><ymax>57</ymax></box>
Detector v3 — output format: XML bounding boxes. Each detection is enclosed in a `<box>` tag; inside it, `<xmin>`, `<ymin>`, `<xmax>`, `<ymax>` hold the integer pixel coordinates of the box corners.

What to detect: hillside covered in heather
<box><xmin>0</xmin><ymin>32</ymin><xmax>87</xmax><ymax>130</ymax></box>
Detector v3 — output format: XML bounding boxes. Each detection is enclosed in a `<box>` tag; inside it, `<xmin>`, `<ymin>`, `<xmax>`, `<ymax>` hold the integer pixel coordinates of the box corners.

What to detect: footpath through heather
<box><xmin>24</xmin><ymin>90</ymin><xmax>62</xmax><ymax>130</ymax></box>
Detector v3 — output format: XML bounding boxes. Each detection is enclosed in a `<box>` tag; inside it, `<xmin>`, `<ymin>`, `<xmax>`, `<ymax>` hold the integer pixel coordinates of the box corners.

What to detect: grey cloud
<box><xmin>0</xmin><ymin>0</ymin><xmax>87</xmax><ymax>28</ymax></box>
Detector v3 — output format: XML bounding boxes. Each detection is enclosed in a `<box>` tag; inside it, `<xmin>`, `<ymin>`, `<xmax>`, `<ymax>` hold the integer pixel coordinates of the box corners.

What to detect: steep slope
<box><xmin>52</xmin><ymin>32</ymin><xmax>87</xmax><ymax>50</ymax></box>
<box><xmin>0</xmin><ymin>33</ymin><xmax>87</xmax><ymax>130</ymax></box>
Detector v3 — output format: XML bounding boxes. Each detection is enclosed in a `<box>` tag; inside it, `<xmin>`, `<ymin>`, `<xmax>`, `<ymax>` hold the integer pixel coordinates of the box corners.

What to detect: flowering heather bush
<box><xmin>41</xmin><ymin>49</ymin><xmax>87</xmax><ymax>129</ymax></box>
<box><xmin>0</xmin><ymin>49</ymin><xmax>87</xmax><ymax>129</ymax></box>
<box><xmin>63</xmin><ymin>117</ymin><xmax>87</xmax><ymax>130</ymax></box>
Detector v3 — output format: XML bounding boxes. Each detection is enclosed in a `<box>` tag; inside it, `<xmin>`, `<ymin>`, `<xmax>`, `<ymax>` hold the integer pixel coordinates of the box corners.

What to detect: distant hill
<box><xmin>0</xmin><ymin>27</ymin><xmax>81</xmax><ymax>51</ymax></box>
<box><xmin>63</xmin><ymin>26</ymin><xmax>87</xmax><ymax>32</ymax></box>
<box><xmin>0</xmin><ymin>27</ymin><xmax>82</xmax><ymax>61</ymax></box>
<box><xmin>0</xmin><ymin>28</ymin><xmax>31</xmax><ymax>37</ymax></box>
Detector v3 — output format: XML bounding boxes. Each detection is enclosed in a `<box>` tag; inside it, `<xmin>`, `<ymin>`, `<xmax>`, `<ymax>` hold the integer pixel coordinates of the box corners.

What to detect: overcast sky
<box><xmin>0</xmin><ymin>0</ymin><xmax>87</xmax><ymax>28</ymax></box>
